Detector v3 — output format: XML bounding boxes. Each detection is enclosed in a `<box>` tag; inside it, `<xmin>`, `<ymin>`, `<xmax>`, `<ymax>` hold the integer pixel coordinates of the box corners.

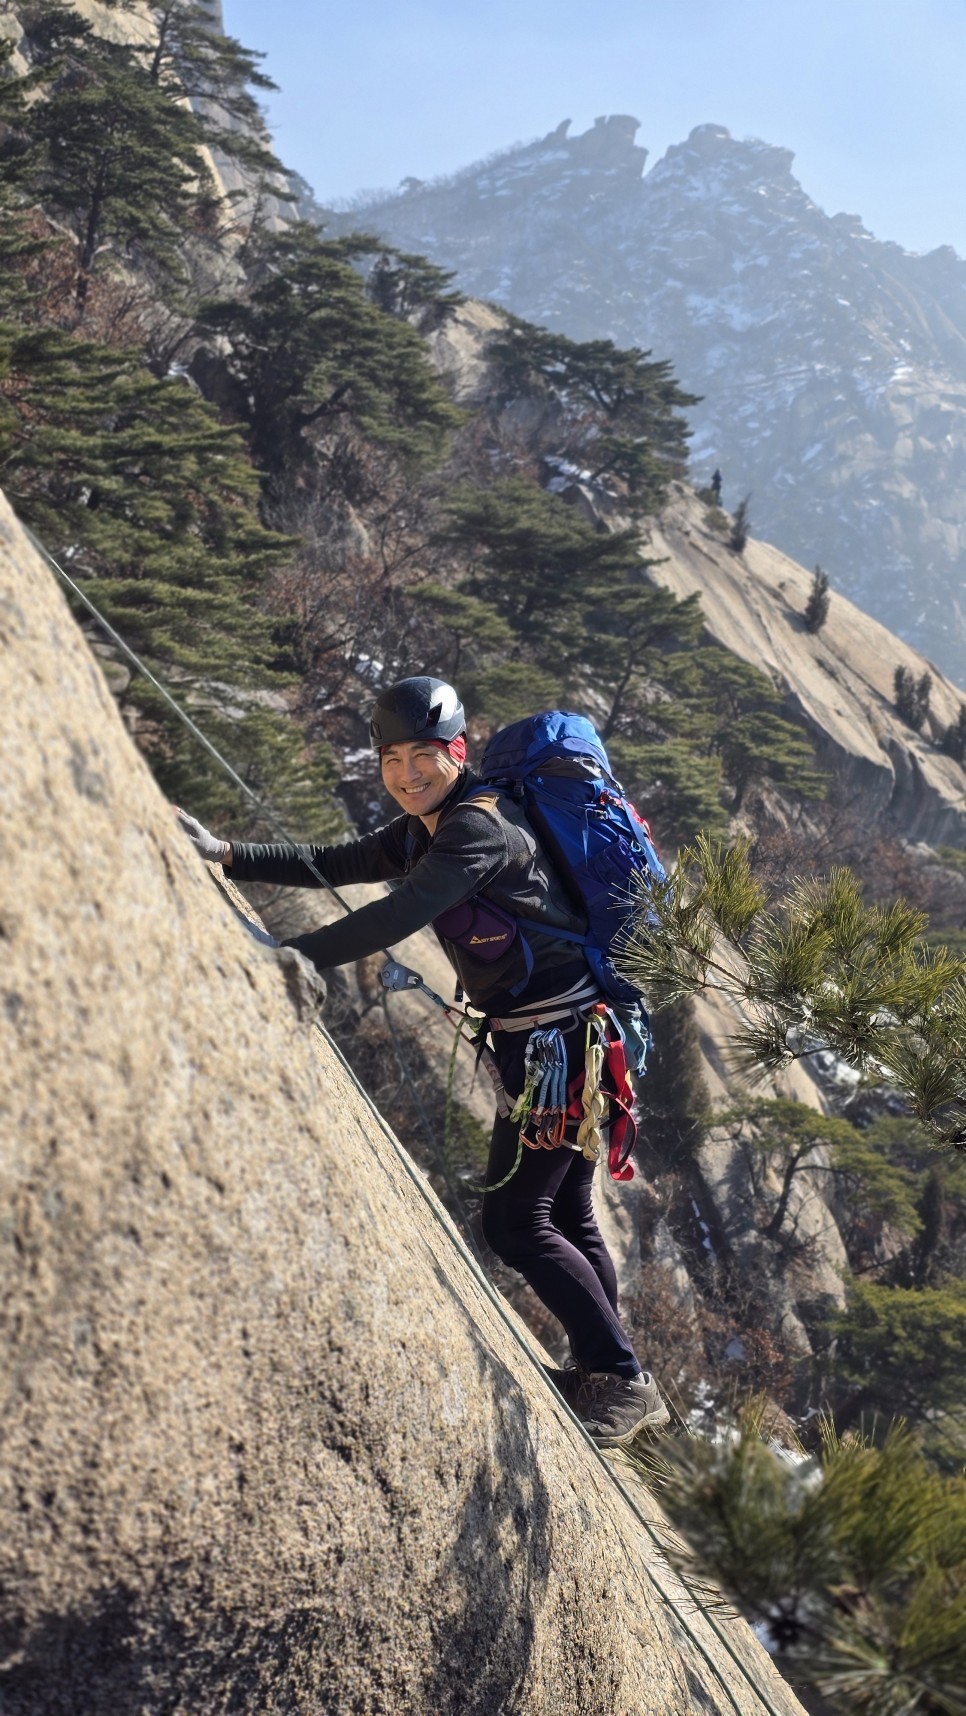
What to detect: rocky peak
<box><xmin>327</xmin><ymin>120</ymin><xmax>966</xmax><ymax>684</ymax></box>
<box><xmin>655</xmin><ymin>122</ymin><xmax>796</xmax><ymax>186</ymax></box>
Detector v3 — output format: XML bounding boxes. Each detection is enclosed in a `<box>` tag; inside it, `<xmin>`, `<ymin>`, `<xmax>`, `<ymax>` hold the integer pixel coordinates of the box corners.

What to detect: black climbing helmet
<box><xmin>369</xmin><ymin>677</ymin><xmax>465</xmax><ymax>750</ymax></box>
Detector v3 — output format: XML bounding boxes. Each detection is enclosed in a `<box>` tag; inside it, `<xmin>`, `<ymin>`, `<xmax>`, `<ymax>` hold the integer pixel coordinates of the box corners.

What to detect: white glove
<box><xmin>174</xmin><ymin>807</ymin><xmax>230</xmax><ymax>863</ymax></box>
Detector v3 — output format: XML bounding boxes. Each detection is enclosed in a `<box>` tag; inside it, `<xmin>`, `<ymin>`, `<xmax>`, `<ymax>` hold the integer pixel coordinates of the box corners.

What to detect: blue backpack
<box><xmin>476</xmin><ymin>710</ymin><xmax>666</xmax><ymax>1008</ymax></box>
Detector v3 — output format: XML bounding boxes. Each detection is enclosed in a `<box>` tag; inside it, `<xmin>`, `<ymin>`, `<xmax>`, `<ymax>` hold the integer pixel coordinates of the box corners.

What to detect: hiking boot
<box><xmin>574</xmin><ymin>1370</ymin><xmax>671</xmax><ymax>1445</ymax></box>
<box><xmin>542</xmin><ymin>1361</ymin><xmax>585</xmax><ymax>1406</ymax></box>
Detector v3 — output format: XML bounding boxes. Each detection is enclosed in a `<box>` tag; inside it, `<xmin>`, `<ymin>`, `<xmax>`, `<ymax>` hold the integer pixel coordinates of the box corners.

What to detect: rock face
<box><xmin>326</xmin><ymin>117</ymin><xmax>966</xmax><ymax>681</ymax></box>
<box><xmin>0</xmin><ymin>494</ymin><xmax>810</xmax><ymax>1712</ymax></box>
<box><xmin>647</xmin><ymin>483</ymin><xmax>966</xmax><ymax>849</ymax></box>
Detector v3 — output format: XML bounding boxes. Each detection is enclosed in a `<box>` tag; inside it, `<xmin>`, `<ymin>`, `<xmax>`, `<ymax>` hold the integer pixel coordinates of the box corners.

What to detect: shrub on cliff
<box><xmin>635</xmin><ymin>1412</ymin><xmax>966</xmax><ymax>1716</ymax></box>
<box><xmin>803</xmin><ymin>565</ymin><xmax>830</xmax><ymax>633</ymax></box>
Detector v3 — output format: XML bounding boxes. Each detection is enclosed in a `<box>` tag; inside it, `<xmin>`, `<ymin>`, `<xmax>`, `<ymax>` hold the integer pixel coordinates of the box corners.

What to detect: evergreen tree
<box><xmin>407</xmin><ymin>584</ymin><xmax>515</xmax><ymax>680</ymax></box>
<box><xmin>894</xmin><ymin>665</ymin><xmax>932</xmax><ymax>732</ymax></box>
<box><xmin>667</xmin><ymin>647</ymin><xmax>827</xmax><ymax>809</ymax></box>
<box><xmin>728</xmin><ymin>495</ymin><xmax>751</xmax><ymax>554</ymax></box>
<box><xmin>462</xmin><ymin>661</ymin><xmax>564</xmax><ymax>729</ymax></box>
<box><xmin>632</xmin><ymin>1412</ymin><xmax>966</xmax><ymax>1716</ymax></box>
<box><xmin>940</xmin><ymin>704</ymin><xmax>966</xmax><ymax>764</ymax></box>
<box><xmin>575</xmin><ymin>576</ymin><xmax>703</xmax><ymax>740</ymax></box>
<box><xmin>363</xmin><ymin>247</ymin><xmax>464</xmax><ymax>331</ymax></box>
<box><xmin>606</xmin><ymin>735</ymin><xmax>727</xmax><ymax>854</ymax></box>
<box><xmin>135</xmin><ymin>0</ymin><xmax>282</xmax><ymax>178</ymax></box>
<box><xmin>636</xmin><ymin>997</ymin><xmax>710</xmax><ymax>1170</ymax></box>
<box><xmin>803</xmin><ymin>564</ymin><xmax>830</xmax><ymax>633</ymax></box>
<box><xmin>4</xmin><ymin>8</ymin><xmax>213</xmax><ymax>314</ymax></box>
<box><xmin>438</xmin><ymin>477</ymin><xmax>643</xmax><ymax>657</ymax></box>
<box><xmin>857</xmin><ymin>1114</ymin><xmax>966</xmax><ymax>1286</ymax></box>
<box><xmin>830</xmin><ymin>1279</ymin><xmax>966</xmax><ymax>1422</ymax></box>
<box><xmin>618</xmin><ymin>837</ymin><xmax>966</xmax><ymax>1148</ymax></box>
<box><xmin>909</xmin><ymin>1170</ymin><xmax>945</xmax><ymax>1288</ymax></box>
<box><xmin>489</xmin><ymin>318</ymin><xmax>698</xmax><ymax>516</ymax></box>
<box><xmin>715</xmin><ymin>1098</ymin><xmax>920</xmax><ymax>1248</ymax></box>
<box><xmin>0</xmin><ymin>318</ymin><xmax>342</xmax><ymax>833</ymax></box>
<box><xmin>197</xmin><ymin>223</ymin><xmax>461</xmax><ymax>485</ymax></box>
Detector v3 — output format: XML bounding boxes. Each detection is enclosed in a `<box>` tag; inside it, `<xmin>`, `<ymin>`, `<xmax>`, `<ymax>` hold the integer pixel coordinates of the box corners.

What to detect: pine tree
<box><xmin>463</xmin><ymin>661</ymin><xmax>564</xmax><ymax>729</ymax></box>
<box><xmin>631</xmin><ymin>1413</ymin><xmax>966</xmax><ymax>1716</ymax></box>
<box><xmin>606</xmin><ymin>735</ymin><xmax>727</xmax><ymax>853</ymax></box>
<box><xmin>715</xmin><ymin>1098</ymin><xmax>919</xmax><ymax>1248</ymax></box>
<box><xmin>666</xmin><ymin>647</ymin><xmax>827</xmax><ymax>809</ymax></box>
<box><xmin>136</xmin><ymin>0</ymin><xmax>282</xmax><ymax>179</ymax></box>
<box><xmin>407</xmin><ymin>584</ymin><xmax>515</xmax><ymax>680</ymax></box>
<box><xmin>830</xmin><ymin>1279</ymin><xmax>966</xmax><ymax>1422</ymax></box>
<box><xmin>197</xmin><ymin>224</ymin><xmax>461</xmax><ymax>486</ymax></box>
<box><xmin>940</xmin><ymin>704</ymin><xmax>966</xmax><ymax>764</ymax></box>
<box><xmin>438</xmin><ymin>477</ymin><xmax>643</xmax><ymax>657</ymax></box>
<box><xmin>894</xmin><ymin>665</ymin><xmax>932</xmax><ymax>732</ymax></box>
<box><xmin>0</xmin><ymin>317</ymin><xmax>342</xmax><ymax>834</ymax></box>
<box><xmin>636</xmin><ymin>998</ymin><xmax>710</xmax><ymax>1170</ymax></box>
<box><xmin>4</xmin><ymin>9</ymin><xmax>213</xmax><ymax>315</ymax></box>
<box><xmin>489</xmin><ymin>318</ymin><xmax>698</xmax><ymax>516</ymax></box>
<box><xmin>728</xmin><ymin>495</ymin><xmax>751</xmax><ymax>554</ymax></box>
<box><xmin>804</xmin><ymin>565</ymin><xmax>830</xmax><ymax>633</ymax></box>
<box><xmin>909</xmin><ymin>1170</ymin><xmax>945</xmax><ymax>1287</ymax></box>
<box><xmin>618</xmin><ymin>837</ymin><xmax>966</xmax><ymax>1148</ymax></box>
<box><xmin>363</xmin><ymin>247</ymin><xmax>464</xmax><ymax>331</ymax></box>
<box><xmin>575</xmin><ymin>577</ymin><xmax>703</xmax><ymax>740</ymax></box>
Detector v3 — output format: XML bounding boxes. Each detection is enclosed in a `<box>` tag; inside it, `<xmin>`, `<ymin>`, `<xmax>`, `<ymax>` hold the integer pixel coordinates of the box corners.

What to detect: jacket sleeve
<box><xmin>282</xmin><ymin>802</ymin><xmax>508</xmax><ymax>971</ymax></box>
<box><xmin>228</xmin><ymin>818</ymin><xmax>410</xmax><ymax>889</ymax></box>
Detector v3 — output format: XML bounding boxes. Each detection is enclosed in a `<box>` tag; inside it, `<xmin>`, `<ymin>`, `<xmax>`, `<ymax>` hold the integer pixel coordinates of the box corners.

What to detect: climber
<box><xmin>710</xmin><ymin>468</ymin><xmax>722</xmax><ymax>503</ymax></box>
<box><xmin>176</xmin><ymin>676</ymin><xmax>670</xmax><ymax>1446</ymax></box>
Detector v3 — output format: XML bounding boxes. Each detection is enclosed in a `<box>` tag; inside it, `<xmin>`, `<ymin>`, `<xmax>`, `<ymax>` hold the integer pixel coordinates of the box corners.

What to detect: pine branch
<box><xmin>619</xmin><ymin>841</ymin><xmax>966</xmax><ymax>1148</ymax></box>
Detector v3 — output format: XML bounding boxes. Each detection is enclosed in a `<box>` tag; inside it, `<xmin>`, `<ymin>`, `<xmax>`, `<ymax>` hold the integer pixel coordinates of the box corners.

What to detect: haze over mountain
<box><xmin>325</xmin><ymin>116</ymin><xmax>966</xmax><ymax>685</ymax></box>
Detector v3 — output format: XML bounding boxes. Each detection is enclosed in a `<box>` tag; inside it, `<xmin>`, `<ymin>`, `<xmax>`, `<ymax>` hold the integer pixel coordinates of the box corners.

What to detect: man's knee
<box><xmin>481</xmin><ymin>1194</ymin><xmax>539</xmax><ymax>1264</ymax></box>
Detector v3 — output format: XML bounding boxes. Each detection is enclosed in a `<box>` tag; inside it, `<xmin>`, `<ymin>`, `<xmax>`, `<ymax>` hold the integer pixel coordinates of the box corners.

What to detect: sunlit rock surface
<box><xmin>0</xmin><ymin>490</ymin><xmax>809</xmax><ymax>1712</ymax></box>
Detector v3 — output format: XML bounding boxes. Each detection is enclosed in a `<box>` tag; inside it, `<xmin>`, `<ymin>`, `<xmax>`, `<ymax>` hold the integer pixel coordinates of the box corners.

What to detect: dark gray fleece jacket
<box><xmin>228</xmin><ymin>769</ymin><xmax>588</xmax><ymax>1011</ymax></box>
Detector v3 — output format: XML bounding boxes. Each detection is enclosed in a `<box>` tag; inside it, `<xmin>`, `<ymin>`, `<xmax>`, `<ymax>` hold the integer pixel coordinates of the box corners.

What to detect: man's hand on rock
<box><xmin>275</xmin><ymin>946</ymin><xmax>327</xmax><ymax>1022</ymax></box>
<box><xmin>174</xmin><ymin>807</ymin><xmax>231</xmax><ymax>865</ymax></box>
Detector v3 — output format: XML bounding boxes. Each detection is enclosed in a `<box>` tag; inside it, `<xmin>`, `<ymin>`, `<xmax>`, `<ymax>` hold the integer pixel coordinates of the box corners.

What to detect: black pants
<box><xmin>480</xmin><ymin>1020</ymin><xmax>642</xmax><ymax>1378</ymax></box>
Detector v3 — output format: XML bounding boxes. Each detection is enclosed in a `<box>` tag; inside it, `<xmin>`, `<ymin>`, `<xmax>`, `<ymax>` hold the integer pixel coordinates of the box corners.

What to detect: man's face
<box><xmin>380</xmin><ymin>739</ymin><xmax>461</xmax><ymax>818</ymax></box>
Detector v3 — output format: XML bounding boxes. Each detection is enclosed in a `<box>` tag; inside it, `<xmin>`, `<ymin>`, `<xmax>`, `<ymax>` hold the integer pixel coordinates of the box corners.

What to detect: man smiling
<box><xmin>177</xmin><ymin>676</ymin><xmax>669</xmax><ymax>1444</ymax></box>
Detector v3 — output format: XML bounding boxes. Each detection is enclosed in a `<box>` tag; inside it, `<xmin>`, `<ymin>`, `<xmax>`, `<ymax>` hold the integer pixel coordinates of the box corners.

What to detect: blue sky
<box><xmin>224</xmin><ymin>0</ymin><xmax>966</xmax><ymax>256</ymax></box>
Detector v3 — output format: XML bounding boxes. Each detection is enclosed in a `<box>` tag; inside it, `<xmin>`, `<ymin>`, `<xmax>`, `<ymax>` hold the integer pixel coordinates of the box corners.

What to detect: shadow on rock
<box><xmin>419</xmin><ymin>1358</ymin><xmax>553</xmax><ymax>1716</ymax></box>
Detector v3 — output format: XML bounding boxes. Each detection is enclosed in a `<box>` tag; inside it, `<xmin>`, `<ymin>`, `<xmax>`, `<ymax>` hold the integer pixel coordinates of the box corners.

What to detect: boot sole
<box><xmin>588</xmin><ymin>1402</ymin><xmax>672</xmax><ymax>1446</ymax></box>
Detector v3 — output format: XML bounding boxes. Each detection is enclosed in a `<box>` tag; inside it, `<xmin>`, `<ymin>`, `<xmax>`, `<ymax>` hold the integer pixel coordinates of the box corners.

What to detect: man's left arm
<box><xmin>283</xmin><ymin>804</ymin><xmax>506</xmax><ymax>970</ymax></box>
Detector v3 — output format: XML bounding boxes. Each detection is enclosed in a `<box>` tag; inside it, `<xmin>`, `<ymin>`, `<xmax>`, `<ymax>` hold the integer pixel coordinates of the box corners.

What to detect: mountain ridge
<box><xmin>325</xmin><ymin>116</ymin><xmax>966</xmax><ymax>680</ymax></box>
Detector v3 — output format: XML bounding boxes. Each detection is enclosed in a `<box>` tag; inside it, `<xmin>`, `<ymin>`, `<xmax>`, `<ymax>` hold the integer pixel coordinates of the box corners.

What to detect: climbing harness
<box><xmin>28</xmin><ymin>516</ymin><xmax>787</xmax><ymax>1716</ymax></box>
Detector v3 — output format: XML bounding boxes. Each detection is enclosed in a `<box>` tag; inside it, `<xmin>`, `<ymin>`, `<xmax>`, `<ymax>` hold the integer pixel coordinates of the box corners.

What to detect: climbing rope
<box><xmin>26</xmin><ymin>517</ymin><xmax>789</xmax><ymax>1716</ymax></box>
<box><xmin>27</xmin><ymin>521</ymin><xmax>498</xmax><ymax>1264</ymax></box>
<box><xmin>577</xmin><ymin>1009</ymin><xmax>608</xmax><ymax>1162</ymax></box>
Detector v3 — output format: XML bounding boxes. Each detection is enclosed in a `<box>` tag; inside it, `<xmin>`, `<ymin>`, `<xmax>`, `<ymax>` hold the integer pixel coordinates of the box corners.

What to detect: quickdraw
<box><xmin>512</xmin><ymin>1027</ymin><xmax>570</xmax><ymax>1150</ymax></box>
<box><xmin>382</xmin><ymin>961</ymin><xmax>640</xmax><ymax>1191</ymax></box>
<box><xmin>510</xmin><ymin>1005</ymin><xmax>640</xmax><ymax>1181</ymax></box>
